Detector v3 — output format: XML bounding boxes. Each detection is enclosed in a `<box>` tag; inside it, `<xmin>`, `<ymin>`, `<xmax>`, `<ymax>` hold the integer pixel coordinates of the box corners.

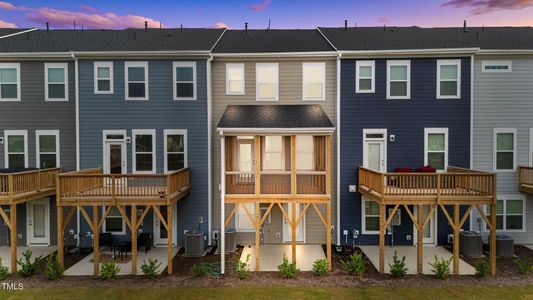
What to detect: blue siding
<box><xmin>78</xmin><ymin>59</ymin><xmax>208</xmax><ymax>246</ymax></box>
<box><xmin>339</xmin><ymin>58</ymin><xmax>471</xmax><ymax>246</ymax></box>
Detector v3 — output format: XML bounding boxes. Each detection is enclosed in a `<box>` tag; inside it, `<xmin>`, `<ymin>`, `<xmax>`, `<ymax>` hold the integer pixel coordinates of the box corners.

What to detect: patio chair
<box><xmin>99</xmin><ymin>232</ymin><xmax>113</xmax><ymax>252</ymax></box>
<box><xmin>138</xmin><ymin>232</ymin><xmax>152</xmax><ymax>253</ymax></box>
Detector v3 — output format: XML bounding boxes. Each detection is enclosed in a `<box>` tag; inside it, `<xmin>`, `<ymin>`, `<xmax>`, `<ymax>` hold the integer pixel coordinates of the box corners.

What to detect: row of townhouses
<box><xmin>0</xmin><ymin>25</ymin><xmax>532</xmax><ymax>276</ymax></box>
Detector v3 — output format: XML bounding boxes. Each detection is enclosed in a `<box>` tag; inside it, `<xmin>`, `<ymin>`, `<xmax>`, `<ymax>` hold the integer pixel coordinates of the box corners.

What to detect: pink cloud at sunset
<box><xmin>0</xmin><ymin>18</ymin><xmax>17</xmax><ymax>28</ymax></box>
<box><xmin>212</xmin><ymin>22</ymin><xmax>230</xmax><ymax>29</ymax></box>
<box><xmin>442</xmin><ymin>0</ymin><xmax>533</xmax><ymax>15</ymax></box>
<box><xmin>250</xmin><ymin>0</ymin><xmax>272</xmax><ymax>12</ymax></box>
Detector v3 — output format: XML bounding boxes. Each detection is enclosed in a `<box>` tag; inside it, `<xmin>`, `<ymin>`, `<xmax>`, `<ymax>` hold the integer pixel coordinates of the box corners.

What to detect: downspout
<box><xmin>336</xmin><ymin>52</ymin><xmax>342</xmax><ymax>245</ymax></box>
<box><xmin>207</xmin><ymin>54</ymin><xmax>213</xmax><ymax>245</ymax></box>
<box><xmin>219</xmin><ymin>130</ymin><xmax>225</xmax><ymax>274</ymax></box>
<box><xmin>71</xmin><ymin>52</ymin><xmax>81</xmax><ymax>247</ymax></box>
<box><xmin>469</xmin><ymin>54</ymin><xmax>474</xmax><ymax>231</ymax></box>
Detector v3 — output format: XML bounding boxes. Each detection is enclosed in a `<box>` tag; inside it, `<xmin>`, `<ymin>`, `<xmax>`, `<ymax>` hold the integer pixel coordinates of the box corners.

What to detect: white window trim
<box><xmin>529</xmin><ymin>128</ymin><xmax>533</xmax><ymax>167</ymax></box>
<box><xmin>163</xmin><ymin>129</ymin><xmax>188</xmax><ymax>173</ymax></box>
<box><xmin>0</xmin><ymin>63</ymin><xmax>21</xmax><ymax>101</ymax></box>
<box><xmin>436</xmin><ymin>59</ymin><xmax>461</xmax><ymax>99</ymax></box>
<box><xmin>45</xmin><ymin>62</ymin><xmax>69</xmax><ymax>101</ymax></box>
<box><xmin>386</xmin><ymin>60</ymin><xmax>410</xmax><ymax>99</ymax></box>
<box><xmin>102</xmin><ymin>206</ymin><xmax>126</xmax><ymax>235</ymax></box>
<box><xmin>255</xmin><ymin>63</ymin><xmax>279</xmax><ymax>101</ymax></box>
<box><xmin>125</xmin><ymin>61</ymin><xmax>148</xmax><ymax>101</ymax></box>
<box><xmin>173</xmin><ymin>61</ymin><xmax>197</xmax><ymax>101</ymax></box>
<box><xmin>483</xmin><ymin>195</ymin><xmax>526</xmax><ymax>233</ymax></box>
<box><xmin>132</xmin><ymin>129</ymin><xmax>156</xmax><ymax>174</ymax></box>
<box><xmin>355</xmin><ymin>60</ymin><xmax>375</xmax><ymax>94</ymax></box>
<box><xmin>35</xmin><ymin>130</ymin><xmax>60</xmax><ymax>169</ymax></box>
<box><xmin>493</xmin><ymin>128</ymin><xmax>517</xmax><ymax>172</ymax></box>
<box><xmin>481</xmin><ymin>60</ymin><xmax>512</xmax><ymax>73</ymax></box>
<box><xmin>225</xmin><ymin>63</ymin><xmax>245</xmax><ymax>95</ymax></box>
<box><xmin>4</xmin><ymin>130</ymin><xmax>28</xmax><ymax>168</ymax></box>
<box><xmin>235</xmin><ymin>203</ymin><xmax>256</xmax><ymax>233</ymax></box>
<box><xmin>424</xmin><ymin>128</ymin><xmax>449</xmax><ymax>172</ymax></box>
<box><xmin>93</xmin><ymin>61</ymin><xmax>114</xmax><ymax>94</ymax></box>
<box><xmin>302</xmin><ymin>62</ymin><xmax>326</xmax><ymax>101</ymax></box>
<box><xmin>361</xmin><ymin>197</ymin><xmax>379</xmax><ymax>234</ymax></box>
<box><xmin>362</xmin><ymin>128</ymin><xmax>387</xmax><ymax>171</ymax></box>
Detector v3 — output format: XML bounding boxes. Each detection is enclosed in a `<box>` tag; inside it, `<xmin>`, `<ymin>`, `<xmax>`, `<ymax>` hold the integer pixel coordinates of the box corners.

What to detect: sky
<box><xmin>1</xmin><ymin>0</ymin><xmax>533</xmax><ymax>30</ymax></box>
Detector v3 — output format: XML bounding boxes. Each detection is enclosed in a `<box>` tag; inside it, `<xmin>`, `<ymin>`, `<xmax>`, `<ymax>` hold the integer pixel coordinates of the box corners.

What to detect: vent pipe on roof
<box><xmin>145</xmin><ymin>21</ymin><xmax>148</xmax><ymax>32</ymax></box>
<box><xmin>245</xmin><ymin>22</ymin><xmax>248</xmax><ymax>33</ymax></box>
<box><xmin>344</xmin><ymin>20</ymin><xmax>347</xmax><ymax>31</ymax></box>
<box><xmin>159</xmin><ymin>22</ymin><xmax>162</xmax><ymax>29</ymax></box>
<box><xmin>46</xmin><ymin>22</ymin><xmax>49</xmax><ymax>33</ymax></box>
<box><xmin>463</xmin><ymin>20</ymin><xmax>468</xmax><ymax>32</ymax></box>
<box><xmin>267</xmin><ymin>18</ymin><xmax>271</xmax><ymax>31</ymax></box>
<box><xmin>383</xmin><ymin>24</ymin><xmax>386</xmax><ymax>32</ymax></box>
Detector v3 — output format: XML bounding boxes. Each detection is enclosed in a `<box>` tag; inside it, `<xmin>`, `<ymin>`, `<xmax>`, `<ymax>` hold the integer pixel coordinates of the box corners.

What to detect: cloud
<box><xmin>442</xmin><ymin>0</ymin><xmax>533</xmax><ymax>15</ymax></box>
<box><xmin>250</xmin><ymin>0</ymin><xmax>272</xmax><ymax>12</ymax></box>
<box><xmin>0</xmin><ymin>1</ymin><xmax>165</xmax><ymax>29</ymax></box>
<box><xmin>0</xmin><ymin>18</ymin><xmax>17</xmax><ymax>28</ymax></box>
<box><xmin>377</xmin><ymin>16</ymin><xmax>391</xmax><ymax>24</ymax></box>
<box><xmin>212</xmin><ymin>22</ymin><xmax>230</xmax><ymax>29</ymax></box>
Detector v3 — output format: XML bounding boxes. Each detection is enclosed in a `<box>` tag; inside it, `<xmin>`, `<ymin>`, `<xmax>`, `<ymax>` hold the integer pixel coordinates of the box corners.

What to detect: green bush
<box><xmin>190</xmin><ymin>264</ymin><xmax>209</xmax><ymax>278</ymax></box>
<box><xmin>312</xmin><ymin>258</ymin><xmax>329</xmax><ymax>277</ymax></box>
<box><xmin>141</xmin><ymin>258</ymin><xmax>162</xmax><ymax>279</ymax></box>
<box><xmin>236</xmin><ymin>254</ymin><xmax>251</xmax><ymax>279</ymax></box>
<box><xmin>0</xmin><ymin>258</ymin><xmax>8</xmax><ymax>280</ymax></box>
<box><xmin>44</xmin><ymin>252</ymin><xmax>64</xmax><ymax>281</ymax></box>
<box><xmin>16</xmin><ymin>250</ymin><xmax>42</xmax><ymax>277</ymax></box>
<box><xmin>278</xmin><ymin>254</ymin><xmax>299</xmax><ymax>279</ymax></box>
<box><xmin>429</xmin><ymin>255</ymin><xmax>452</xmax><ymax>280</ymax></box>
<box><xmin>515</xmin><ymin>256</ymin><xmax>533</xmax><ymax>275</ymax></box>
<box><xmin>389</xmin><ymin>251</ymin><xmax>408</xmax><ymax>278</ymax></box>
<box><xmin>474</xmin><ymin>258</ymin><xmax>490</xmax><ymax>278</ymax></box>
<box><xmin>341</xmin><ymin>252</ymin><xmax>365</xmax><ymax>277</ymax></box>
<box><xmin>99</xmin><ymin>261</ymin><xmax>120</xmax><ymax>280</ymax></box>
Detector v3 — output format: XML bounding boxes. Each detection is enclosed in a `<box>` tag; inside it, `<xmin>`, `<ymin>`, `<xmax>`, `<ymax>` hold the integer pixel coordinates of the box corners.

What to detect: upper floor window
<box><xmin>132</xmin><ymin>129</ymin><xmax>155</xmax><ymax>173</ymax></box>
<box><xmin>125</xmin><ymin>61</ymin><xmax>148</xmax><ymax>100</ymax></box>
<box><xmin>302</xmin><ymin>62</ymin><xmax>325</xmax><ymax>100</ymax></box>
<box><xmin>45</xmin><ymin>63</ymin><xmax>68</xmax><ymax>101</ymax></box>
<box><xmin>256</xmin><ymin>63</ymin><xmax>278</xmax><ymax>101</ymax></box>
<box><xmin>494</xmin><ymin>128</ymin><xmax>516</xmax><ymax>172</ymax></box>
<box><xmin>36</xmin><ymin>130</ymin><xmax>59</xmax><ymax>169</ymax></box>
<box><xmin>355</xmin><ymin>61</ymin><xmax>375</xmax><ymax>93</ymax></box>
<box><xmin>94</xmin><ymin>62</ymin><xmax>113</xmax><ymax>94</ymax></box>
<box><xmin>164</xmin><ymin>129</ymin><xmax>187</xmax><ymax>172</ymax></box>
<box><xmin>482</xmin><ymin>61</ymin><xmax>512</xmax><ymax>73</ymax></box>
<box><xmin>424</xmin><ymin>128</ymin><xmax>448</xmax><ymax>171</ymax></box>
<box><xmin>0</xmin><ymin>63</ymin><xmax>20</xmax><ymax>101</ymax></box>
<box><xmin>173</xmin><ymin>61</ymin><xmax>196</xmax><ymax>100</ymax></box>
<box><xmin>387</xmin><ymin>60</ymin><xmax>410</xmax><ymax>99</ymax></box>
<box><xmin>437</xmin><ymin>60</ymin><xmax>461</xmax><ymax>99</ymax></box>
<box><xmin>296</xmin><ymin>135</ymin><xmax>314</xmax><ymax>170</ymax></box>
<box><xmin>226</xmin><ymin>63</ymin><xmax>245</xmax><ymax>95</ymax></box>
<box><xmin>264</xmin><ymin>135</ymin><xmax>283</xmax><ymax>170</ymax></box>
<box><xmin>4</xmin><ymin>130</ymin><xmax>28</xmax><ymax>168</ymax></box>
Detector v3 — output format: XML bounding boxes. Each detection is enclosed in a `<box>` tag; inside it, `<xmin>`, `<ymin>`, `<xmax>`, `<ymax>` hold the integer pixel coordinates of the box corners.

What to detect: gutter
<box><xmin>212</xmin><ymin>51</ymin><xmax>338</xmax><ymax>58</ymax></box>
<box><xmin>0</xmin><ymin>50</ymin><xmax>212</xmax><ymax>59</ymax></box>
<box><xmin>339</xmin><ymin>48</ymin><xmax>480</xmax><ymax>58</ymax></box>
<box><xmin>477</xmin><ymin>49</ymin><xmax>533</xmax><ymax>55</ymax></box>
<box><xmin>207</xmin><ymin>54</ymin><xmax>213</xmax><ymax>245</ymax></box>
<box><xmin>336</xmin><ymin>52</ymin><xmax>342</xmax><ymax>246</ymax></box>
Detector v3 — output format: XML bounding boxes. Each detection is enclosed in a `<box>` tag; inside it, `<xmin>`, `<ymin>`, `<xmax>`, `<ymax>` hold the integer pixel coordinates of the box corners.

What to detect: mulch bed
<box><xmin>166</xmin><ymin>245</ymin><xmax>243</xmax><ymax>276</ymax></box>
<box><xmin>454</xmin><ymin>245</ymin><xmax>533</xmax><ymax>277</ymax></box>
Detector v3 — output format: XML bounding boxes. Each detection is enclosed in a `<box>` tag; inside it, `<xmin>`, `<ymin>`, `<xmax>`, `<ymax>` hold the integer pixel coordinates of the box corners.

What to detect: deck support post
<box><xmin>131</xmin><ymin>204</ymin><xmax>138</xmax><ymax>275</ymax></box>
<box><xmin>326</xmin><ymin>202</ymin><xmax>332</xmax><ymax>271</ymax></box>
<box><xmin>167</xmin><ymin>203</ymin><xmax>173</xmax><ymax>275</ymax></box>
<box><xmin>453</xmin><ymin>204</ymin><xmax>460</xmax><ymax>275</ymax></box>
<box><xmin>417</xmin><ymin>205</ymin><xmax>423</xmax><ymax>274</ymax></box>
<box><xmin>93</xmin><ymin>205</ymin><xmax>99</xmax><ymax>276</ymax></box>
<box><xmin>490</xmin><ymin>203</ymin><xmax>497</xmax><ymax>276</ymax></box>
<box><xmin>57</xmin><ymin>205</ymin><xmax>64</xmax><ymax>267</ymax></box>
<box><xmin>291</xmin><ymin>202</ymin><xmax>297</xmax><ymax>266</ymax></box>
<box><xmin>378</xmin><ymin>202</ymin><xmax>385</xmax><ymax>274</ymax></box>
<box><xmin>10</xmin><ymin>203</ymin><xmax>17</xmax><ymax>274</ymax></box>
<box><xmin>255</xmin><ymin>202</ymin><xmax>260</xmax><ymax>272</ymax></box>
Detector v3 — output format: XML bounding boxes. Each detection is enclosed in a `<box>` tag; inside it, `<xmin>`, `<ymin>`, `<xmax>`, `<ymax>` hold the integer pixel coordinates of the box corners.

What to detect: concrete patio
<box><xmin>240</xmin><ymin>244</ymin><xmax>325</xmax><ymax>271</ymax></box>
<box><xmin>359</xmin><ymin>245</ymin><xmax>476</xmax><ymax>275</ymax></box>
<box><xmin>0</xmin><ymin>246</ymin><xmax>57</xmax><ymax>271</ymax></box>
<box><xmin>64</xmin><ymin>246</ymin><xmax>179</xmax><ymax>276</ymax></box>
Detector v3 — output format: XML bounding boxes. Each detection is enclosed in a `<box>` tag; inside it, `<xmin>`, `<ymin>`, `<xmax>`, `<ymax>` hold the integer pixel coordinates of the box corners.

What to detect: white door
<box><xmin>414</xmin><ymin>205</ymin><xmax>436</xmax><ymax>245</ymax></box>
<box><xmin>363</xmin><ymin>129</ymin><xmax>387</xmax><ymax>172</ymax></box>
<box><xmin>283</xmin><ymin>204</ymin><xmax>305</xmax><ymax>242</ymax></box>
<box><xmin>154</xmin><ymin>202</ymin><xmax>177</xmax><ymax>246</ymax></box>
<box><xmin>26</xmin><ymin>198</ymin><xmax>50</xmax><ymax>245</ymax></box>
<box><xmin>104</xmin><ymin>142</ymin><xmax>126</xmax><ymax>175</ymax></box>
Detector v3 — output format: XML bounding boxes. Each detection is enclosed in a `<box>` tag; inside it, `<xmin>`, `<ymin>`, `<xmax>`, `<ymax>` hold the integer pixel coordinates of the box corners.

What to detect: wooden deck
<box><xmin>519</xmin><ymin>166</ymin><xmax>533</xmax><ymax>194</ymax></box>
<box><xmin>0</xmin><ymin>168</ymin><xmax>62</xmax><ymax>205</ymax></box>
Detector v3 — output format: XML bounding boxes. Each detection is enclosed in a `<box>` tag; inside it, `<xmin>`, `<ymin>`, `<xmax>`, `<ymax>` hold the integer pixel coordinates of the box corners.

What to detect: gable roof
<box><xmin>212</xmin><ymin>29</ymin><xmax>335</xmax><ymax>53</ymax></box>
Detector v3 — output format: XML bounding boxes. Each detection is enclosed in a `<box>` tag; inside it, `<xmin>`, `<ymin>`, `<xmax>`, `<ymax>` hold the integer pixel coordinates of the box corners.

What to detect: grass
<box><xmin>0</xmin><ymin>285</ymin><xmax>532</xmax><ymax>300</ymax></box>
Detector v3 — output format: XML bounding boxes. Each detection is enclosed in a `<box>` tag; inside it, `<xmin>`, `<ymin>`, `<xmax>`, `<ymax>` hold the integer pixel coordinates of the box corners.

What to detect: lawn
<box><xmin>1</xmin><ymin>285</ymin><xmax>533</xmax><ymax>300</ymax></box>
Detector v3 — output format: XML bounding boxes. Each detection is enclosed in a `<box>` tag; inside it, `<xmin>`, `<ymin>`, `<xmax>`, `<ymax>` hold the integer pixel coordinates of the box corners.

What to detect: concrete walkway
<box><xmin>359</xmin><ymin>245</ymin><xmax>476</xmax><ymax>275</ymax></box>
<box><xmin>240</xmin><ymin>244</ymin><xmax>325</xmax><ymax>271</ymax></box>
<box><xmin>0</xmin><ymin>246</ymin><xmax>57</xmax><ymax>271</ymax></box>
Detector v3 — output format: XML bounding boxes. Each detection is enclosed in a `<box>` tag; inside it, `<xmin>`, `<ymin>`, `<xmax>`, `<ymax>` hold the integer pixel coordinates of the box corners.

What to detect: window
<box><xmin>164</xmin><ymin>129</ymin><xmax>187</xmax><ymax>172</ymax></box>
<box><xmin>4</xmin><ymin>130</ymin><xmax>28</xmax><ymax>168</ymax></box>
<box><xmin>45</xmin><ymin>63</ymin><xmax>68</xmax><ymax>101</ymax></box>
<box><xmin>356</xmin><ymin>61</ymin><xmax>375</xmax><ymax>93</ymax></box>
<box><xmin>494</xmin><ymin>128</ymin><xmax>516</xmax><ymax>172</ymax></box>
<box><xmin>125</xmin><ymin>62</ymin><xmax>148</xmax><ymax>100</ymax></box>
<box><xmin>173</xmin><ymin>61</ymin><xmax>196</xmax><ymax>100</ymax></box>
<box><xmin>424</xmin><ymin>128</ymin><xmax>448</xmax><ymax>171</ymax></box>
<box><xmin>437</xmin><ymin>60</ymin><xmax>461</xmax><ymax>99</ymax></box>
<box><xmin>256</xmin><ymin>63</ymin><xmax>278</xmax><ymax>101</ymax></box>
<box><xmin>302</xmin><ymin>62</ymin><xmax>325</xmax><ymax>100</ymax></box>
<box><xmin>94</xmin><ymin>62</ymin><xmax>113</xmax><ymax>94</ymax></box>
<box><xmin>132</xmin><ymin>129</ymin><xmax>155</xmax><ymax>173</ymax></box>
<box><xmin>387</xmin><ymin>60</ymin><xmax>410</xmax><ymax>99</ymax></box>
<box><xmin>36</xmin><ymin>130</ymin><xmax>59</xmax><ymax>169</ymax></box>
<box><xmin>487</xmin><ymin>197</ymin><xmax>525</xmax><ymax>231</ymax></box>
<box><xmin>264</xmin><ymin>136</ymin><xmax>283</xmax><ymax>170</ymax></box>
<box><xmin>482</xmin><ymin>61</ymin><xmax>512</xmax><ymax>73</ymax></box>
<box><xmin>226</xmin><ymin>63</ymin><xmax>245</xmax><ymax>95</ymax></box>
<box><xmin>296</xmin><ymin>135</ymin><xmax>314</xmax><ymax>170</ymax></box>
<box><xmin>103</xmin><ymin>206</ymin><xmax>125</xmax><ymax>235</ymax></box>
<box><xmin>362</xmin><ymin>197</ymin><xmax>379</xmax><ymax>234</ymax></box>
<box><xmin>0</xmin><ymin>63</ymin><xmax>20</xmax><ymax>101</ymax></box>
<box><xmin>236</xmin><ymin>203</ymin><xmax>256</xmax><ymax>232</ymax></box>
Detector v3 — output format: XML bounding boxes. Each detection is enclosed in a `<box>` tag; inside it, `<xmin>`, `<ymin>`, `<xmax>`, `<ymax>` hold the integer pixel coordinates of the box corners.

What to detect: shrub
<box><xmin>515</xmin><ymin>256</ymin><xmax>533</xmax><ymax>275</ymax></box>
<box><xmin>16</xmin><ymin>250</ymin><xmax>42</xmax><ymax>277</ymax></box>
<box><xmin>141</xmin><ymin>258</ymin><xmax>162</xmax><ymax>279</ymax></box>
<box><xmin>474</xmin><ymin>258</ymin><xmax>490</xmax><ymax>278</ymax></box>
<box><xmin>0</xmin><ymin>258</ymin><xmax>8</xmax><ymax>280</ymax></box>
<box><xmin>429</xmin><ymin>255</ymin><xmax>452</xmax><ymax>280</ymax></box>
<box><xmin>278</xmin><ymin>254</ymin><xmax>299</xmax><ymax>279</ymax></box>
<box><xmin>44</xmin><ymin>252</ymin><xmax>64</xmax><ymax>281</ymax></box>
<box><xmin>389</xmin><ymin>251</ymin><xmax>408</xmax><ymax>278</ymax></box>
<box><xmin>341</xmin><ymin>252</ymin><xmax>365</xmax><ymax>277</ymax></box>
<box><xmin>190</xmin><ymin>264</ymin><xmax>209</xmax><ymax>278</ymax></box>
<box><xmin>99</xmin><ymin>261</ymin><xmax>120</xmax><ymax>280</ymax></box>
<box><xmin>312</xmin><ymin>258</ymin><xmax>329</xmax><ymax>277</ymax></box>
<box><xmin>236</xmin><ymin>254</ymin><xmax>251</xmax><ymax>280</ymax></box>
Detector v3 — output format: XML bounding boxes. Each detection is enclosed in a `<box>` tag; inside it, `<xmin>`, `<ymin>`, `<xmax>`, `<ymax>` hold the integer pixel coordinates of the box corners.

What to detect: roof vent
<box><xmin>245</xmin><ymin>22</ymin><xmax>248</xmax><ymax>33</ymax></box>
<box><xmin>144</xmin><ymin>21</ymin><xmax>148</xmax><ymax>32</ymax></box>
<box><xmin>46</xmin><ymin>22</ymin><xmax>49</xmax><ymax>33</ymax></box>
<box><xmin>344</xmin><ymin>20</ymin><xmax>347</xmax><ymax>31</ymax></box>
<box><xmin>463</xmin><ymin>20</ymin><xmax>468</xmax><ymax>33</ymax></box>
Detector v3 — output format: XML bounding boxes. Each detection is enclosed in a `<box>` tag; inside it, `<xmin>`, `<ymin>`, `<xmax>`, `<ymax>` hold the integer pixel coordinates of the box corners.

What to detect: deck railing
<box><xmin>0</xmin><ymin>168</ymin><xmax>62</xmax><ymax>198</ymax></box>
<box><xmin>519</xmin><ymin>166</ymin><xmax>533</xmax><ymax>193</ymax></box>
<box><xmin>225</xmin><ymin>171</ymin><xmax>327</xmax><ymax>196</ymax></box>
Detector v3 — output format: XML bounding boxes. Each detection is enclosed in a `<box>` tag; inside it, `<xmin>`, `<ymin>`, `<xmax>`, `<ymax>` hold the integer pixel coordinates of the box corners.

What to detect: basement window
<box><xmin>482</xmin><ymin>61</ymin><xmax>512</xmax><ymax>73</ymax></box>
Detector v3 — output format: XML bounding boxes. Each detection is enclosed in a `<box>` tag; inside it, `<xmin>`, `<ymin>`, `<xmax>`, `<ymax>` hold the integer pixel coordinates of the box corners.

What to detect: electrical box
<box><xmin>348</xmin><ymin>185</ymin><xmax>357</xmax><ymax>193</ymax></box>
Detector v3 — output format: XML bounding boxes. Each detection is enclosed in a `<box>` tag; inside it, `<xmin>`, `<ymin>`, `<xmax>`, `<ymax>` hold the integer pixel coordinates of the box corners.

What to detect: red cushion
<box><xmin>415</xmin><ymin>165</ymin><xmax>437</xmax><ymax>173</ymax></box>
<box><xmin>394</xmin><ymin>167</ymin><xmax>413</xmax><ymax>173</ymax></box>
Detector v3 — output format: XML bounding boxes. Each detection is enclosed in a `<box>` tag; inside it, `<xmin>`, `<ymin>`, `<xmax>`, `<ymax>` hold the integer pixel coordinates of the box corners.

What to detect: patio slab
<box><xmin>0</xmin><ymin>246</ymin><xmax>57</xmax><ymax>271</ymax></box>
<box><xmin>240</xmin><ymin>244</ymin><xmax>325</xmax><ymax>271</ymax></box>
<box><xmin>359</xmin><ymin>245</ymin><xmax>476</xmax><ymax>275</ymax></box>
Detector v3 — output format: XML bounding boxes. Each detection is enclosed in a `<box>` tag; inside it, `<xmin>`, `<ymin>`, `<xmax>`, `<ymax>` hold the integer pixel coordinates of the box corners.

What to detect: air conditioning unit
<box><xmin>459</xmin><ymin>231</ymin><xmax>483</xmax><ymax>257</ymax></box>
<box><xmin>496</xmin><ymin>235</ymin><xmax>514</xmax><ymax>258</ymax></box>
<box><xmin>184</xmin><ymin>230</ymin><xmax>205</xmax><ymax>257</ymax></box>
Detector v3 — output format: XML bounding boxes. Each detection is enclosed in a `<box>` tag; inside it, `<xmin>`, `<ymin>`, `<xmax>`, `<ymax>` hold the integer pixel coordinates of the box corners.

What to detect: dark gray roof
<box><xmin>0</xmin><ymin>28</ymin><xmax>225</xmax><ymax>52</ymax></box>
<box><xmin>0</xmin><ymin>29</ymin><xmax>26</xmax><ymax>38</ymax></box>
<box><xmin>319</xmin><ymin>27</ymin><xmax>533</xmax><ymax>50</ymax></box>
<box><xmin>212</xmin><ymin>29</ymin><xmax>335</xmax><ymax>53</ymax></box>
<box><xmin>218</xmin><ymin>105</ymin><xmax>334</xmax><ymax>129</ymax></box>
